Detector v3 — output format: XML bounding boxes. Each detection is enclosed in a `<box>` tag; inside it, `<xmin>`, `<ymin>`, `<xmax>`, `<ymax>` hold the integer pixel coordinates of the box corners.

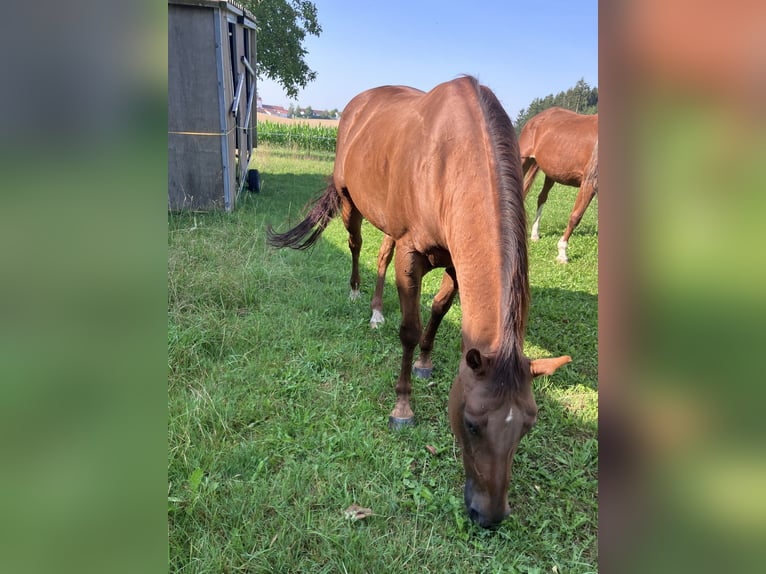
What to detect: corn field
<box><xmin>257</xmin><ymin>120</ymin><xmax>337</xmax><ymax>153</ymax></box>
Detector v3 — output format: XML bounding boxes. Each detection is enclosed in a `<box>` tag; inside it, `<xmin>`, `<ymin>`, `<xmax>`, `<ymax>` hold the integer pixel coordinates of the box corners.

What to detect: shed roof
<box><xmin>169</xmin><ymin>0</ymin><xmax>257</xmax><ymax>25</ymax></box>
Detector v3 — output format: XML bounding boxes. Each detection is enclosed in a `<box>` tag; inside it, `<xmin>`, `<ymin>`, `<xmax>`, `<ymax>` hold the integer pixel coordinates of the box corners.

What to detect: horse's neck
<box><xmin>448</xmin><ymin>212</ymin><xmax>508</xmax><ymax>354</ymax></box>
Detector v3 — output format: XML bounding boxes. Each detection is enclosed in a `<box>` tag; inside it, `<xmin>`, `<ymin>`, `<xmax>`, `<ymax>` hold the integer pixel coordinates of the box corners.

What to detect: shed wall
<box><xmin>168</xmin><ymin>1</ymin><xmax>255</xmax><ymax>211</ymax></box>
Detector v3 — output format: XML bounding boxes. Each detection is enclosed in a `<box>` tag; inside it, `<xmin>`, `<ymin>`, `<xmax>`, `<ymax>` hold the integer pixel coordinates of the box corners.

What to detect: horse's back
<box><xmin>335</xmin><ymin>79</ymin><xmax>483</xmax><ymax>169</ymax></box>
<box><xmin>521</xmin><ymin>107</ymin><xmax>597</xmax><ymax>146</ymax></box>
<box><xmin>335</xmin><ymin>85</ymin><xmax>425</xmax><ymax>156</ymax></box>
<box><xmin>333</xmin><ymin>77</ymin><xmax>493</xmax><ymax>243</ymax></box>
<box><xmin>333</xmin><ymin>85</ymin><xmax>426</xmax><ymax>233</ymax></box>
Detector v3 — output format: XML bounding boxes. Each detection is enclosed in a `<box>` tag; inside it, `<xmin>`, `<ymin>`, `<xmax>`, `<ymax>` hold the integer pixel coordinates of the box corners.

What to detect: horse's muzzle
<box><xmin>464</xmin><ymin>480</ymin><xmax>510</xmax><ymax>529</ymax></box>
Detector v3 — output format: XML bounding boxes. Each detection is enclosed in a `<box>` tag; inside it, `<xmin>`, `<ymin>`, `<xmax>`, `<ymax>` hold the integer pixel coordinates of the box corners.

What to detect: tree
<box><xmin>514</xmin><ymin>78</ymin><xmax>598</xmax><ymax>134</ymax></box>
<box><xmin>243</xmin><ymin>0</ymin><xmax>322</xmax><ymax>100</ymax></box>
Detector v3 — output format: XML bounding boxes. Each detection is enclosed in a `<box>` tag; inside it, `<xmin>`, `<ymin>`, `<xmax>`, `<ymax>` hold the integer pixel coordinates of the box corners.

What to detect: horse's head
<box><xmin>448</xmin><ymin>349</ymin><xmax>571</xmax><ymax>528</ymax></box>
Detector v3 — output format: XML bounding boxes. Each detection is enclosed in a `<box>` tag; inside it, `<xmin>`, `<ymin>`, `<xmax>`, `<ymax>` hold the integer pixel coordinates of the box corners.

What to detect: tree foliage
<box><xmin>515</xmin><ymin>78</ymin><xmax>598</xmax><ymax>134</ymax></box>
<box><xmin>243</xmin><ymin>0</ymin><xmax>322</xmax><ymax>100</ymax></box>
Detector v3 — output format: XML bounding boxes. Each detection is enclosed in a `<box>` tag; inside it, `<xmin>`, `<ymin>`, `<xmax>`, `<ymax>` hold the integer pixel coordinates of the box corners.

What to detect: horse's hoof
<box><xmin>370</xmin><ymin>309</ymin><xmax>385</xmax><ymax>329</ymax></box>
<box><xmin>412</xmin><ymin>365</ymin><xmax>432</xmax><ymax>379</ymax></box>
<box><xmin>389</xmin><ymin>415</ymin><xmax>415</xmax><ymax>430</ymax></box>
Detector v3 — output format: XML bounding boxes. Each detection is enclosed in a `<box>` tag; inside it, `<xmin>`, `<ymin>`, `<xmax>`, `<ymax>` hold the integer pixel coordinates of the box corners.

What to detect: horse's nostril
<box><xmin>464</xmin><ymin>481</ymin><xmax>507</xmax><ymax>528</ymax></box>
<box><xmin>468</xmin><ymin>507</ymin><xmax>502</xmax><ymax>529</ymax></box>
<box><xmin>467</xmin><ymin>506</ymin><xmax>481</xmax><ymax>524</ymax></box>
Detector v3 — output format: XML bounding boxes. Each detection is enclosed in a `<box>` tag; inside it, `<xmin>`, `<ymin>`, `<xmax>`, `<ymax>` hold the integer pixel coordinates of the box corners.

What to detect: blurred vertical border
<box><xmin>0</xmin><ymin>1</ymin><xmax>167</xmax><ymax>573</ymax></box>
<box><xmin>601</xmin><ymin>0</ymin><xmax>766</xmax><ymax>571</ymax></box>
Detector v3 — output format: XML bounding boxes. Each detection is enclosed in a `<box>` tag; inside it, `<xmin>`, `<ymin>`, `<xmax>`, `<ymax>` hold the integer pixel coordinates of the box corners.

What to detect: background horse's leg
<box><xmin>557</xmin><ymin>182</ymin><xmax>597</xmax><ymax>263</ymax></box>
<box><xmin>531</xmin><ymin>175</ymin><xmax>555</xmax><ymax>241</ymax></box>
<box><xmin>413</xmin><ymin>268</ymin><xmax>458</xmax><ymax>378</ymax></box>
<box><xmin>389</xmin><ymin>247</ymin><xmax>427</xmax><ymax>429</ymax></box>
<box><xmin>370</xmin><ymin>235</ymin><xmax>395</xmax><ymax>328</ymax></box>
<box><xmin>341</xmin><ymin>200</ymin><xmax>363</xmax><ymax>299</ymax></box>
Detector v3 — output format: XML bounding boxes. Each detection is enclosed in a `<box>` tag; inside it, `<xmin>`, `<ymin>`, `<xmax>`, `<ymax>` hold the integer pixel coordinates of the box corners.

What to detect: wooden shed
<box><xmin>168</xmin><ymin>0</ymin><xmax>257</xmax><ymax>211</ymax></box>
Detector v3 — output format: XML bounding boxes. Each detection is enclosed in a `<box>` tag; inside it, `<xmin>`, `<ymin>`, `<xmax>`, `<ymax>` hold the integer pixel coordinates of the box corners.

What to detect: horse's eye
<box><xmin>465</xmin><ymin>419</ymin><xmax>479</xmax><ymax>436</ymax></box>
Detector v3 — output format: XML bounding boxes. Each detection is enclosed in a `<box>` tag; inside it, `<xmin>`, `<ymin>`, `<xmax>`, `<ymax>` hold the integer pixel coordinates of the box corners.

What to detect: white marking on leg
<box><xmin>505</xmin><ymin>407</ymin><xmax>514</xmax><ymax>423</ymax></box>
<box><xmin>349</xmin><ymin>289</ymin><xmax>361</xmax><ymax>301</ymax></box>
<box><xmin>370</xmin><ymin>309</ymin><xmax>385</xmax><ymax>328</ymax></box>
<box><xmin>531</xmin><ymin>206</ymin><xmax>543</xmax><ymax>241</ymax></box>
<box><xmin>556</xmin><ymin>238</ymin><xmax>569</xmax><ymax>264</ymax></box>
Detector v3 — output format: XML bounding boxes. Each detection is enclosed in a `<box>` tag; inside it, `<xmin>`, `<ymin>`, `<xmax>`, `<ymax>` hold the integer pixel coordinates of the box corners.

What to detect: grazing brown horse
<box><xmin>519</xmin><ymin>107</ymin><xmax>598</xmax><ymax>263</ymax></box>
<box><xmin>267</xmin><ymin>77</ymin><xmax>570</xmax><ymax>529</ymax></box>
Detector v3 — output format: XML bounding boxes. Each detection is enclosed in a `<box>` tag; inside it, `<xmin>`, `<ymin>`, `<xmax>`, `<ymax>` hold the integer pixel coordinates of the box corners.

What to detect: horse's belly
<box><xmin>343</xmin><ymin>175</ymin><xmax>414</xmax><ymax>238</ymax></box>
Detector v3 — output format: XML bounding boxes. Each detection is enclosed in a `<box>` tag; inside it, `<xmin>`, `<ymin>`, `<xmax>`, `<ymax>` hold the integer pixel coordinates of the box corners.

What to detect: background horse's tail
<box><xmin>583</xmin><ymin>139</ymin><xmax>598</xmax><ymax>193</ymax></box>
<box><xmin>522</xmin><ymin>158</ymin><xmax>540</xmax><ymax>198</ymax></box>
<box><xmin>267</xmin><ymin>181</ymin><xmax>341</xmax><ymax>250</ymax></box>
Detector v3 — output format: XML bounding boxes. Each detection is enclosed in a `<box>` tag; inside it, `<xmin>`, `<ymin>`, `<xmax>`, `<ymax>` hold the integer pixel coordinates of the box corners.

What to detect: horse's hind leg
<box><xmin>557</xmin><ymin>182</ymin><xmax>597</xmax><ymax>264</ymax></box>
<box><xmin>370</xmin><ymin>234</ymin><xmax>395</xmax><ymax>328</ymax></box>
<box><xmin>413</xmin><ymin>268</ymin><xmax>458</xmax><ymax>378</ymax></box>
<box><xmin>341</xmin><ymin>196</ymin><xmax>363</xmax><ymax>299</ymax></box>
<box><xmin>531</xmin><ymin>175</ymin><xmax>554</xmax><ymax>241</ymax></box>
<box><xmin>389</xmin><ymin>246</ymin><xmax>427</xmax><ymax>429</ymax></box>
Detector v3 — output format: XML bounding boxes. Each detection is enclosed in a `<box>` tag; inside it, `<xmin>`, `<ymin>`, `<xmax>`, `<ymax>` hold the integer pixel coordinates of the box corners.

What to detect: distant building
<box><xmin>261</xmin><ymin>104</ymin><xmax>290</xmax><ymax>118</ymax></box>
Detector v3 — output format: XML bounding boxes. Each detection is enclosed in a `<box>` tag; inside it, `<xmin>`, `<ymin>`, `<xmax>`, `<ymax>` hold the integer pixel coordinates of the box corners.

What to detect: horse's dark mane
<box><xmin>473</xmin><ymin>78</ymin><xmax>530</xmax><ymax>393</ymax></box>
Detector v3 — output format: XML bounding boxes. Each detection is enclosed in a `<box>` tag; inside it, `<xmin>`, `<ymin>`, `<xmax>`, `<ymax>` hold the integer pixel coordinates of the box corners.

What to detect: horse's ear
<box><xmin>466</xmin><ymin>348</ymin><xmax>484</xmax><ymax>374</ymax></box>
<box><xmin>530</xmin><ymin>355</ymin><xmax>572</xmax><ymax>377</ymax></box>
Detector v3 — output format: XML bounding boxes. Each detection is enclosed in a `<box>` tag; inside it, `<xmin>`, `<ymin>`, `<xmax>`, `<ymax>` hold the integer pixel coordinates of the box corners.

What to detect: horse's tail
<box><xmin>522</xmin><ymin>158</ymin><xmax>540</xmax><ymax>198</ymax></box>
<box><xmin>267</xmin><ymin>180</ymin><xmax>342</xmax><ymax>250</ymax></box>
<box><xmin>583</xmin><ymin>139</ymin><xmax>598</xmax><ymax>194</ymax></box>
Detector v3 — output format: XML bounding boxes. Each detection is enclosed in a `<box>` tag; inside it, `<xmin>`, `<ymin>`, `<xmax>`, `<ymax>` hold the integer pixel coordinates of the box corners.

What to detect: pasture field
<box><xmin>168</xmin><ymin>144</ymin><xmax>598</xmax><ymax>573</ymax></box>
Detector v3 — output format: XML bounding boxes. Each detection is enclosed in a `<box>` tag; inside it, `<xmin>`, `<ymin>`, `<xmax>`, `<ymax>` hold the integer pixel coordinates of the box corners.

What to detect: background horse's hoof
<box><xmin>412</xmin><ymin>365</ymin><xmax>432</xmax><ymax>379</ymax></box>
<box><xmin>388</xmin><ymin>415</ymin><xmax>415</xmax><ymax>430</ymax></box>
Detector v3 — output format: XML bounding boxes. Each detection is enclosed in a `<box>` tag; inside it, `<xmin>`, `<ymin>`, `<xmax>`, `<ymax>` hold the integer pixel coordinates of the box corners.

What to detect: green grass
<box><xmin>168</xmin><ymin>144</ymin><xmax>598</xmax><ymax>573</ymax></box>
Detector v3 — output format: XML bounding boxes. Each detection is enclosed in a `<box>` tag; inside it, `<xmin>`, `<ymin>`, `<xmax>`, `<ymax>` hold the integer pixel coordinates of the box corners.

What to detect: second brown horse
<box><xmin>519</xmin><ymin>107</ymin><xmax>598</xmax><ymax>263</ymax></box>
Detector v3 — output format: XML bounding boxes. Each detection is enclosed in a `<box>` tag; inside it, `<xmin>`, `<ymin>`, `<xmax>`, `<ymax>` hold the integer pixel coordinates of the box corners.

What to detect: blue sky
<box><xmin>256</xmin><ymin>0</ymin><xmax>598</xmax><ymax>119</ymax></box>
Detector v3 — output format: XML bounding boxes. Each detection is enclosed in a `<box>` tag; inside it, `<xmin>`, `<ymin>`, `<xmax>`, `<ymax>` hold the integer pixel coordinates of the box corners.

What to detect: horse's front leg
<box><xmin>370</xmin><ymin>234</ymin><xmax>395</xmax><ymax>328</ymax></box>
<box><xmin>413</xmin><ymin>268</ymin><xmax>458</xmax><ymax>378</ymax></box>
<box><xmin>389</xmin><ymin>246</ymin><xmax>426</xmax><ymax>429</ymax></box>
